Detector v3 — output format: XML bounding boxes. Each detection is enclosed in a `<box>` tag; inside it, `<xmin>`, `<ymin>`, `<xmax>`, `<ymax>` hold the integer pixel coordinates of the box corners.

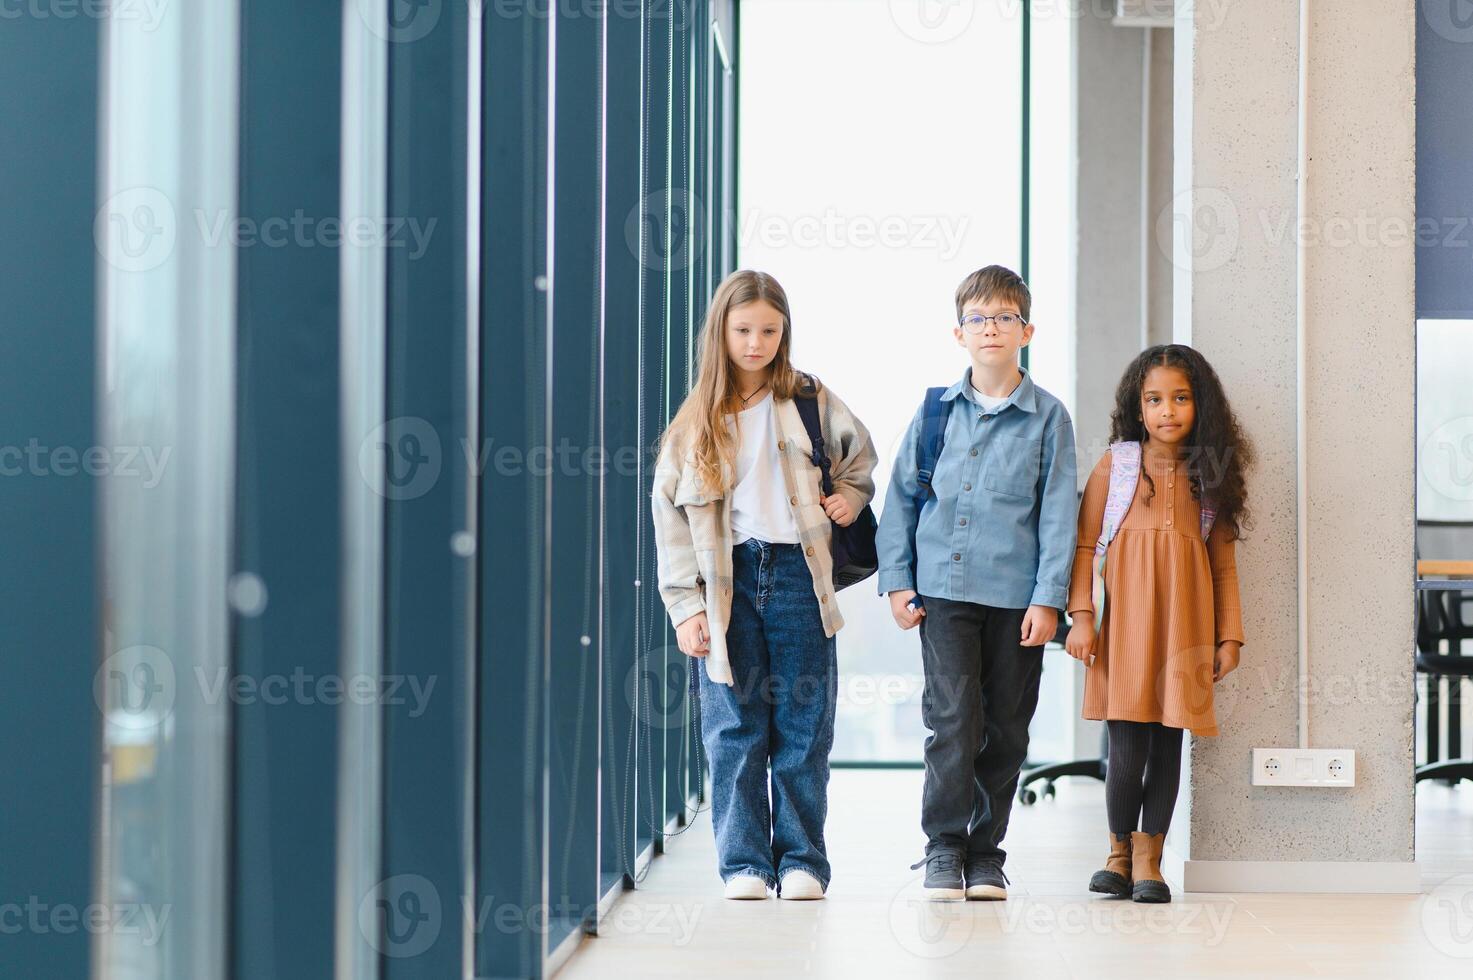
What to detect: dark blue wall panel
<box><xmin>662</xmin><ymin>0</ymin><xmax>695</xmax><ymax>829</ymax></box>
<box><xmin>0</xmin><ymin>14</ymin><xmax>98</xmax><ymax>978</ymax></box>
<box><xmin>545</xmin><ymin>1</ymin><xmax>606</xmax><ymax>955</ymax></box>
<box><xmin>635</xmin><ymin>0</ymin><xmax>675</xmax><ymax>865</ymax></box>
<box><xmin>600</xmin><ymin>0</ymin><xmax>646</xmax><ymax>897</ymax></box>
<box><xmin>479</xmin><ymin>6</ymin><xmax>550</xmax><ymax>977</ymax></box>
<box><xmin>1417</xmin><ymin>5</ymin><xmax>1473</xmax><ymax>318</ymax></box>
<box><xmin>233</xmin><ymin>2</ymin><xmax>343</xmax><ymax>976</ymax></box>
<box><xmin>383</xmin><ymin>3</ymin><xmax>475</xmax><ymax>977</ymax></box>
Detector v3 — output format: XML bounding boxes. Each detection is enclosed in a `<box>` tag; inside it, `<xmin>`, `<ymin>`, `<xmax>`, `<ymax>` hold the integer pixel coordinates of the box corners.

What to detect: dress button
<box><xmin>789</xmin><ymin>495</ymin><xmax>798</xmax><ymax>506</ymax></box>
<box><xmin>963</xmin><ymin>483</ymin><xmax>972</xmax><ymax>491</ymax></box>
<box><xmin>820</xmin><ymin>594</ymin><xmax>828</xmax><ymax>604</ymax></box>
<box><xmin>970</xmin><ymin>448</ymin><xmax>978</xmax><ymax>457</ymax></box>
<box><xmin>959</xmin><ymin>518</ymin><xmax>968</xmax><ymax>527</ymax></box>
<box><xmin>1168</xmin><ymin>483</ymin><xmax>1174</xmax><ymax>489</ymax></box>
<box><xmin>1166</xmin><ymin>520</ymin><xmax>1173</xmax><ymax>526</ymax></box>
<box><xmin>778</xmin><ymin>440</ymin><xmax>786</xmax><ymax>451</ymax></box>
<box><xmin>952</xmin><ymin>553</ymin><xmax>961</xmax><ymax>561</ymax></box>
<box><xmin>805</xmin><ymin>546</ymin><xmax>814</xmax><ymax>557</ymax></box>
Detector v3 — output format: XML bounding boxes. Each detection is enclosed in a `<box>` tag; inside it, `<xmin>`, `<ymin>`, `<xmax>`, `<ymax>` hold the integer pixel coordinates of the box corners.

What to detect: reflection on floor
<box><xmin>561</xmin><ymin>770</ymin><xmax>1473</xmax><ymax>979</ymax></box>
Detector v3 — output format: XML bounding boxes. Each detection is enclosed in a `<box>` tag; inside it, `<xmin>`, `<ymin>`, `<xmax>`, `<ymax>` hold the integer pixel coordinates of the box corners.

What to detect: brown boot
<box><xmin>1130</xmin><ymin>832</ymin><xmax>1170</xmax><ymax>903</ymax></box>
<box><xmin>1088</xmin><ymin>832</ymin><xmax>1132</xmax><ymax>897</ymax></box>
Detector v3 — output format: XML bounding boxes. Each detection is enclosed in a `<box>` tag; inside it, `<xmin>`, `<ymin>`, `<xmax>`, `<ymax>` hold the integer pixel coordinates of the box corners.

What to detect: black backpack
<box><xmin>793</xmin><ymin>375</ymin><xmax>878</xmax><ymax>590</ymax></box>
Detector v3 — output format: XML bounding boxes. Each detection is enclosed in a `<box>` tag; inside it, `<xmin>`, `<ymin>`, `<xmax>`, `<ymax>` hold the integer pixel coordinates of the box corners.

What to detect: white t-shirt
<box><xmin>971</xmin><ymin>381</ymin><xmax>1012</xmax><ymax>414</ymax></box>
<box><xmin>727</xmin><ymin>392</ymin><xmax>801</xmax><ymax>546</ymax></box>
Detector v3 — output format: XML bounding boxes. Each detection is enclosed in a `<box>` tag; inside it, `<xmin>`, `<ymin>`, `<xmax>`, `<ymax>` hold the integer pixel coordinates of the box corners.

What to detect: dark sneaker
<box><xmin>964</xmin><ymin>857</ymin><xmax>1009</xmax><ymax>901</ymax></box>
<box><xmin>910</xmin><ymin>846</ymin><xmax>965</xmax><ymax>901</ymax></box>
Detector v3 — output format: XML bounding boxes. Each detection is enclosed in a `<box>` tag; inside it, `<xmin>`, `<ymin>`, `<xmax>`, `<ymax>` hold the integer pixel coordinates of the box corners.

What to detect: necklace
<box><xmin>738</xmin><ymin>382</ymin><xmax>768</xmax><ymax>408</ymax></box>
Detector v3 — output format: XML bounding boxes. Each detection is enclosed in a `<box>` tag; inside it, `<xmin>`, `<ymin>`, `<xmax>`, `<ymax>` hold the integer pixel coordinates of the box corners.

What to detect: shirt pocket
<box><xmin>982</xmin><ymin>432</ymin><xmax>1043</xmax><ymax>498</ymax></box>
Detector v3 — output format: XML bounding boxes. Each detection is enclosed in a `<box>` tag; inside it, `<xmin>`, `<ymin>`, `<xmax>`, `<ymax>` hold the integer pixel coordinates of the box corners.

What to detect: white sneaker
<box><xmin>779</xmin><ymin>869</ymin><xmax>825</xmax><ymax>901</ymax></box>
<box><xmin>723</xmin><ymin>875</ymin><xmax>769</xmax><ymax>900</ymax></box>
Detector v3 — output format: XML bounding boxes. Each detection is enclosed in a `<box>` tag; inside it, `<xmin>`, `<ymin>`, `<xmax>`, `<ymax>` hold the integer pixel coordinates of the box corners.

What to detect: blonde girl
<box><xmin>651</xmin><ymin>270</ymin><xmax>877</xmax><ymax>901</ymax></box>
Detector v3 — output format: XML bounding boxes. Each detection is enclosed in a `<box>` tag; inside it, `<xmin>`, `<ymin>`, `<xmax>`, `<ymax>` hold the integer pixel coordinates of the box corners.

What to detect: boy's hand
<box><xmin>1020</xmin><ymin>604</ymin><xmax>1057</xmax><ymax>647</ymax></box>
<box><xmin>889</xmin><ymin>590</ymin><xmax>925</xmax><ymax>630</ymax></box>
<box><xmin>1213</xmin><ymin>640</ymin><xmax>1241</xmax><ymax>682</ymax></box>
<box><xmin>821</xmin><ymin>493</ymin><xmax>855</xmax><ymax>526</ymax></box>
<box><xmin>1064</xmin><ymin>611</ymin><xmax>1096</xmax><ymax>666</ymax></box>
<box><xmin>675</xmin><ymin>612</ymin><xmax>711</xmax><ymax>658</ymax></box>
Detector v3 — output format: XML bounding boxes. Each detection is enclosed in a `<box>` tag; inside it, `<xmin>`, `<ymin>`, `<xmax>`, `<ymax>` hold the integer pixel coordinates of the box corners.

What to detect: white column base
<box><xmin>1162</xmin><ymin>844</ymin><xmax>1421</xmax><ymax>894</ymax></box>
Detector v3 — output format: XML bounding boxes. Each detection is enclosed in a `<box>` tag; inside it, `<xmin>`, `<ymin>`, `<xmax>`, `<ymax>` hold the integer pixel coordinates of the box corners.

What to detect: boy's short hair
<box><xmin>955</xmin><ymin>265</ymin><xmax>1031</xmax><ymax>324</ymax></box>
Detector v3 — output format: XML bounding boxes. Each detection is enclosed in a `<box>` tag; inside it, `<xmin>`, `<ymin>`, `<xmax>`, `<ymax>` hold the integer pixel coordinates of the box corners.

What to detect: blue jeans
<box><xmin>698</xmin><ymin>539</ymin><xmax>838</xmax><ymax>889</ymax></box>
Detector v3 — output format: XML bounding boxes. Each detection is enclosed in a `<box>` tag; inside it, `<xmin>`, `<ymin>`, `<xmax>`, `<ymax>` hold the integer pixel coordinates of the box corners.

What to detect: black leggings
<box><xmin>1105</xmin><ymin>720</ymin><xmax>1184</xmax><ymax>836</ymax></box>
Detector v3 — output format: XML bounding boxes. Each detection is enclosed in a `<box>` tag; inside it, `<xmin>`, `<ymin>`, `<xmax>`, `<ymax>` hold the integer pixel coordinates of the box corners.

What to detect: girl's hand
<box><xmin>820</xmin><ymin>493</ymin><xmax>855</xmax><ymax>527</ymax></box>
<box><xmin>1213</xmin><ymin>640</ymin><xmax>1241</xmax><ymax>682</ymax></box>
<box><xmin>676</xmin><ymin>612</ymin><xmax>711</xmax><ymax>658</ymax></box>
<box><xmin>1064</xmin><ymin>613</ymin><xmax>1096</xmax><ymax>666</ymax></box>
<box><xmin>888</xmin><ymin>590</ymin><xmax>925</xmax><ymax>630</ymax></box>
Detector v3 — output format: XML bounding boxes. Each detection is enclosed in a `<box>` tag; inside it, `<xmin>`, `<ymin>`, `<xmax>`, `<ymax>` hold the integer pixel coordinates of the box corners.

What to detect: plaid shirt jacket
<box><xmin>651</xmin><ymin>382</ymin><xmax>877</xmax><ymax>685</ymax></box>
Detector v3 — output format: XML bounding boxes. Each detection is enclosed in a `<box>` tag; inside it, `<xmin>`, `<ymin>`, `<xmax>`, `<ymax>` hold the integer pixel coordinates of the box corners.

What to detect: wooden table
<box><xmin>1417</xmin><ymin>559</ymin><xmax>1473</xmax><ymax>591</ymax></box>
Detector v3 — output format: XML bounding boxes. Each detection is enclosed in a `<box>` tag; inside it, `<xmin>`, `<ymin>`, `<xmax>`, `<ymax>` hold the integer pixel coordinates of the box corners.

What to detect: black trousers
<box><xmin>917</xmin><ymin>596</ymin><xmax>1044</xmax><ymax>861</ymax></box>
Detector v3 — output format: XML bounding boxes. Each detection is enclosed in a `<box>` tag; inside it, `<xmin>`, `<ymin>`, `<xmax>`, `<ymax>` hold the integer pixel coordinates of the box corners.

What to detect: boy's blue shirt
<box><xmin>875</xmin><ymin>366</ymin><xmax>1079</xmax><ymax>611</ymax></box>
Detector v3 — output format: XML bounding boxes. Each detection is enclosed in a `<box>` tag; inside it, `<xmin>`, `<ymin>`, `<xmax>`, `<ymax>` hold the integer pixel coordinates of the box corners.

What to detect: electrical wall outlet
<box><xmin>1252</xmin><ymin>748</ymin><xmax>1356</xmax><ymax>787</ymax></box>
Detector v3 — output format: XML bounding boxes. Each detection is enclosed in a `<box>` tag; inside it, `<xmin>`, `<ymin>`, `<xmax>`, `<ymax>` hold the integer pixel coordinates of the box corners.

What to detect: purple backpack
<box><xmin>1091</xmin><ymin>441</ymin><xmax>1217</xmax><ymax>624</ymax></box>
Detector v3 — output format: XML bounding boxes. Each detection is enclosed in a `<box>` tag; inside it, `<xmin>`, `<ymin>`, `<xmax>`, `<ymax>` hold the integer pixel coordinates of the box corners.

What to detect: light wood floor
<box><xmin>561</xmin><ymin>770</ymin><xmax>1473</xmax><ymax>978</ymax></box>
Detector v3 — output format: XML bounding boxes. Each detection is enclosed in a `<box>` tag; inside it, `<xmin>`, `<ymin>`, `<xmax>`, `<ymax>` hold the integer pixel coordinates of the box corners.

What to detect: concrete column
<box><xmin>1169</xmin><ymin>0</ymin><xmax>1416</xmax><ymax>890</ymax></box>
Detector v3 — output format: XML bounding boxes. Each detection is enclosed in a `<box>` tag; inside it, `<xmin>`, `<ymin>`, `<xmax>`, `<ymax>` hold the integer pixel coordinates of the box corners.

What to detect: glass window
<box><xmin>738</xmin><ymin>0</ymin><xmax>1071</xmax><ymax>763</ymax></box>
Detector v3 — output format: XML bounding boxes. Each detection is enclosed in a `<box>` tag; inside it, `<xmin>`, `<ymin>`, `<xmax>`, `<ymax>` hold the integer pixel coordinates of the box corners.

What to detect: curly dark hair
<box><xmin>1108</xmin><ymin>344</ymin><xmax>1253</xmax><ymax>541</ymax></box>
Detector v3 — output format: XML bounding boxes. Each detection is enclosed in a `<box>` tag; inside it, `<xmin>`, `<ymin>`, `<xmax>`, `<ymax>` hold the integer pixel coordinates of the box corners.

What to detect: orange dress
<box><xmin>1066</xmin><ymin>449</ymin><xmax>1245</xmax><ymax>736</ymax></box>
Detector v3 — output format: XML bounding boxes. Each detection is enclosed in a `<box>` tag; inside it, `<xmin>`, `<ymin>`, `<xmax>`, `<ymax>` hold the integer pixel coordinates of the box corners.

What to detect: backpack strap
<box><xmin>1199</xmin><ymin>499</ymin><xmax>1218</xmax><ymax>541</ymax></box>
<box><xmin>793</xmin><ymin>374</ymin><xmax>834</xmax><ymax>496</ymax></box>
<box><xmin>1091</xmin><ymin>441</ymin><xmax>1142</xmax><ymax>625</ymax></box>
<box><xmin>912</xmin><ymin>387</ymin><xmax>950</xmax><ymax>513</ymax></box>
<box><xmin>903</xmin><ymin>387</ymin><xmax>951</xmax><ymax>609</ymax></box>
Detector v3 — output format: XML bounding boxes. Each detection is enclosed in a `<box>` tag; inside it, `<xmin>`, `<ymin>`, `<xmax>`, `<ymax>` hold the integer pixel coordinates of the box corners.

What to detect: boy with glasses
<box><xmin>875</xmin><ymin>265</ymin><xmax>1078</xmax><ymax>900</ymax></box>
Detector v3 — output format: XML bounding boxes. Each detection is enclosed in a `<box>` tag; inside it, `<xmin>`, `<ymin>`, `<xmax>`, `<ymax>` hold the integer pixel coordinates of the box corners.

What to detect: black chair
<box><xmin>1017</xmin><ymin>615</ymin><xmax>1106</xmax><ymax>805</ymax></box>
<box><xmin>1018</xmin><ymin>724</ymin><xmax>1106</xmax><ymax>805</ymax></box>
<box><xmin>1415</xmin><ymin>582</ymin><xmax>1473</xmax><ymax>786</ymax></box>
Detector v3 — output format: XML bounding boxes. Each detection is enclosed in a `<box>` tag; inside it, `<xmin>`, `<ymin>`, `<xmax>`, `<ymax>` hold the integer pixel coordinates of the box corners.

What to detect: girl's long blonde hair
<box><xmin>662</xmin><ymin>269</ymin><xmax>810</xmax><ymax>494</ymax></box>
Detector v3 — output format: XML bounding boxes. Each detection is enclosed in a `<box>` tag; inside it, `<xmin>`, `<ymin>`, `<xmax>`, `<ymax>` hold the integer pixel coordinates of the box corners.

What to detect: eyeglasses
<box><xmin>960</xmin><ymin>312</ymin><xmax>1025</xmax><ymax>334</ymax></box>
